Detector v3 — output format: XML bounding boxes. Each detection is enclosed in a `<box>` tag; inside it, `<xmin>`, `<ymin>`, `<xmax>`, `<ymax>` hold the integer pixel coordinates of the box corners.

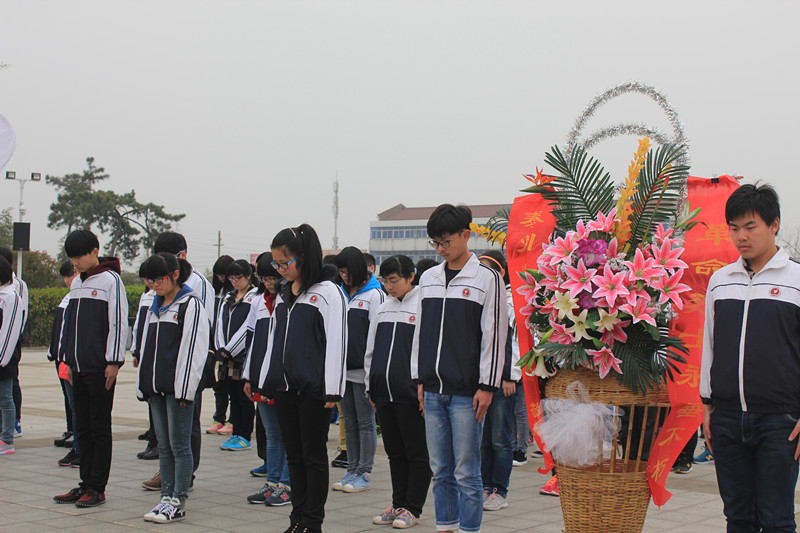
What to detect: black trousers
<box><xmin>56</xmin><ymin>362</ymin><xmax>72</xmax><ymax>432</ymax></box>
<box><xmin>275</xmin><ymin>391</ymin><xmax>332</xmax><ymax>533</ymax></box>
<box><xmin>375</xmin><ymin>402</ymin><xmax>431</xmax><ymax>518</ymax></box>
<box><xmin>191</xmin><ymin>388</ymin><xmax>202</xmax><ymax>472</ymax></box>
<box><xmin>73</xmin><ymin>372</ymin><xmax>115</xmax><ymax>493</ymax></box>
<box><xmin>227</xmin><ymin>379</ymin><xmax>254</xmax><ymax>441</ymax></box>
<box><xmin>212</xmin><ymin>376</ymin><xmax>228</xmax><ymax>424</ymax></box>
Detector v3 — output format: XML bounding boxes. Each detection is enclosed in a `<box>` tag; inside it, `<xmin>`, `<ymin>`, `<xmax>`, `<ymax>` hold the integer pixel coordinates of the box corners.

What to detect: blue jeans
<box><xmin>711</xmin><ymin>407</ymin><xmax>799</xmax><ymax>533</ymax></box>
<box><xmin>340</xmin><ymin>381</ymin><xmax>376</xmax><ymax>475</ymax></box>
<box><xmin>481</xmin><ymin>390</ymin><xmax>513</xmax><ymax>497</ymax></box>
<box><xmin>257</xmin><ymin>402</ymin><xmax>290</xmax><ymax>485</ymax></box>
<box><xmin>150</xmin><ymin>394</ymin><xmax>194</xmax><ymax>500</ymax></box>
<box><xmin>512</xmin><ymin>383</ymin><xmax>530</xmax><ymax>453</ymax></box>
<box><xmin>0</xmin><ymin>378</ymin><xmax>13</xmax><ymax>444</ymax></box>
<box><xmin>424</xmin><ymin>392</ymin><xmax>484</xmax><ymax>533</ymax></box>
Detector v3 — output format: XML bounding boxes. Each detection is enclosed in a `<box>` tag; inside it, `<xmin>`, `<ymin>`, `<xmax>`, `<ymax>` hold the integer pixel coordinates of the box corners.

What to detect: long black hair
<box><xmin>270</xmin><ymin>224</ymin><xmax>323</xmax><ymax>294</ymax></box>
<box><xmin>212</xmin><ymin>255</ymin><xmax>234</xmax><ymax>294</ymax></box>
<box><xmin>255</xmin><ymin>252</ymin><xmax>281</xmax><ymax>295</ymax></box>
<box><xmin>140</xmin><ymin>252</ymin><xmax>193</xmax><ymax>287</ymax></box>
<box><xmin>334</xmin><ymin>246</ymin><xmax>369</xmax><ymax>291</ymax></box>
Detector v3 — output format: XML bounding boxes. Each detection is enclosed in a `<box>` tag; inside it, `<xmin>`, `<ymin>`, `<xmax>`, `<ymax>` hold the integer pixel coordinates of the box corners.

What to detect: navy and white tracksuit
<box><xmin>0</xmin><ymin>284</ymin><xmax>23</xmax><ymax>380</ymax></box>
<box><xmin>411</xmin><ymin>254</ymin><xmax>508</xmax><ymax>395</ymax></box>
<box><xmin>136</xmin><ymin>286</ymin><xmax>210</xmax><ymax>403</ymax></box>
<box><xmin>130</xmin><ymin>290</ymin><xmax>156</xmax><ymax>361</ymax></box>
<box><xmin>215</xmin><ymin>287</ymin><xmax>258</xmax><ymax>371</ymax></box>
<box><xmin>242</xmin><ymin>292</ymin><xmax>277</xmax><ymax>391</ymax></box>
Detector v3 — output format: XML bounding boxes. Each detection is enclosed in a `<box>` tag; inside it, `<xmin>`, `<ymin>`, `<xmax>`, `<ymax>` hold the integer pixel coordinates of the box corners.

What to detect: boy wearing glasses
<box><xmin>54</xmin><ymin>229</ymin><xmax>128</xmax><ymax>507</ymax></box>
<box><xmin>411</xmin><ymin>204</ymin><xmax>508</xmax><ymax>533</ymax></box>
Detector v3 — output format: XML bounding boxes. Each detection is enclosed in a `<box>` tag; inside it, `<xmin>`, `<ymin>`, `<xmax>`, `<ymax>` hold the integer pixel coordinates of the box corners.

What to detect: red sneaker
<box><xmin>539</xmin><ymin>476</ymin><xmax>559</xmax><ymax>497</ymax></box>
<box><xmin>76</xmin><ymin>489</ymin><xmax>106</xmax><ymax>507</ymax></box>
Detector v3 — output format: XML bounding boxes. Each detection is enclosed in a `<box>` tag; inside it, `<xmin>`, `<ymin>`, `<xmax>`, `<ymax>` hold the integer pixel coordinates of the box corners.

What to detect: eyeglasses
<box><xmin>271</xmin><ymin>257</ymin><xmax>297</xmax><ymax>271</ymax></box>
<box><xmin>429</xmin><ymin>238</ymin><xmax>454</xmax><ymax>249</ymax></box>
<box><xmin>145</xmin><ymin>272</ymin><xmax>176</xmax><ymax>285</ymax></box>
<box><xmin>228</xmin><ymin>274</ymin><xmax>246</xmax><ymax>282</ymax></box>
<box><xmin>381</xmin><ymin>276</ymin><xmax>406</xmax><ymax>286</ymax></box>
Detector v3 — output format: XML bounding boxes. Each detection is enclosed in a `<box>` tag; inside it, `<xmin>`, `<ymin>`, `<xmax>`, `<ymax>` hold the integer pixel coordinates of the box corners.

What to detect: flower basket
<box><xmin>547</xmin><ymin>367</ymin><xmax>670</xmax><ymax>533</ymax></box>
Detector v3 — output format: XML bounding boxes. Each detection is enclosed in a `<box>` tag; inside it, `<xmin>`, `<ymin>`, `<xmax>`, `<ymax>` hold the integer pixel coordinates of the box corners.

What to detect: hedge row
<box><xmin>25</xmin><ymin>285</ymin><xmax>146</xmax><ymax>348</ymax></box>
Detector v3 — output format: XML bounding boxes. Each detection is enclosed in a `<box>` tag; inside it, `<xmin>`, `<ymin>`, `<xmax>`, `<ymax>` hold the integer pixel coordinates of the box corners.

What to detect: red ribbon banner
<box><xmin>646</xmin><ymin>175</ymin><xmax>740</xmax><ymax>505</ymax></box>
<box><xmin>506</xmin><ymin>193</ymin><xmax>557</xmax><ymax>474</ymax></box>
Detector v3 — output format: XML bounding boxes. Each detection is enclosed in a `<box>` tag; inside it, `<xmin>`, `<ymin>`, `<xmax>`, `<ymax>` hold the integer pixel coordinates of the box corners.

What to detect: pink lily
<box><xmin>653</xmin><ymin>223</ymin><xmax>675</xmax><ymax>244</ymax></box>
<box><xmin>651</xmin><ymin>270</ymin><xmax>691</xmax><ymax>309</ymax></box>
<box><xmin>562</xmin><ymin>259</ymin><xmax>598</xmax><ymax>298</ymax></box>
<box><xmin>651</xmin><ymin>239</ymin><xmax>688</xmax><ymax>271</ymax></box>
<box><xmin>606</xmin><ymin>238</ymin><xmax>620</xmax><ymax>260</ymax></box>
<box><xmin>547</xmin><ymin>234</ymin><xmax>577</xmax><ymax>266</ymax></box>
<box><xmin>592</xmin><ymin>269</ymin><xmax>630</xmax><ymax>308</ymax></box>
<box><xmin>601</xmin><ymin>319</ymin><xmax>630</xmax><ymax>346</ymax></box>
<box><xmin>619</xmin><ymin>296</ymin><xmax>658</xmax><ymax>327</ymax></box>
<box><xmin>587</xmin><ymin>208</ymin><xmax>618</xmax><ymax>233</ymax></box>
<box><xmin>575</xmin><ymin>220</ymin><xmax>590</xmax><ymax>239</ymax></box>
<box><xmin>587</xmin><ymin>347</ymin><xmax>623</xmax><ymax>378</ymax></box>
<box><xmin>625</xmin><ymin>248</ymin><xmax>663</xmax><ymax>282</ymax></box>
<box><xmin>549</xmin><ymin>321</ymin><xmax>575</xmax><ymax>344</ymax></box>
<box><xmin>516</xmin><ymin>271</ymin><xmax>539</xmax><ymax>304</ymax></box>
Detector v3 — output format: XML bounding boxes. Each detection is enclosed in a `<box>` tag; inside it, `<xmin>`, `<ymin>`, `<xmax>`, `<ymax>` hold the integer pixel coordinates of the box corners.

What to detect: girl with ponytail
<box><xmin>259</xmin><ymin>224</ymin><xmax>347</xmax><ymax>533</ymax></box>
<box><xmin>135</xmin><ymin>253</ymin><xmax>210</xmax><ymax>524</ymax></box>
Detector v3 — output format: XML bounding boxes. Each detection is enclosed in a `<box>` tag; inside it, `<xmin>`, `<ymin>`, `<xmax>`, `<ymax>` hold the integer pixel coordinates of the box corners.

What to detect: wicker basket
<box><xmin>546</xmin><ymin>368</ymin><xmax>670</xmax><ymax>533</ymax></box>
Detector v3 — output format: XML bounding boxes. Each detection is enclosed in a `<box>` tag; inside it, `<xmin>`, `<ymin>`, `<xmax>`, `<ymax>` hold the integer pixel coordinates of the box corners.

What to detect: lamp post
<box><xmin>5</xmin><ymin>171</ymin><xmax>41</xmax><ymax>277</ymax></box>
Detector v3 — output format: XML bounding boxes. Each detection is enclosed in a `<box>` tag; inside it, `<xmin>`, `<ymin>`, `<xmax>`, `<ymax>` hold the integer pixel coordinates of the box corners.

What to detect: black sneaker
<box><xmin>138</xmin><ymin>429</ymin><xmax>152</xmax><ymax>441</ymax></box>
<box><xmin>54</xmin><ymin>431</ymin><xmax>73</xmax><ymax>447</ymax></box>
<box><xmin>58</xmin><ymin>449</ymin><xmax>79</xmax><ymax>467</ymax></box>
<box><xmin>137</xmin><ymin>445</ymin><xmax>159</xmax><ymax>460</ymax></box>
<box><xmin>54</xmin><ymin>487</ymin><xmax>86</xmax><ymax>504</ymax></box>
<box><xmin>70</xmin><ymin>452</ymin><xmax>81</xmax><ymax>468</ymax></box>
<box><xmin>75</xmin><ymin>489</ymin><xmax>106</xmax><ymax>508</ymax></box>
<box><xmin>672</xmin><ymin>456</ymin><xmax>693</xmax><ymax>474</ymax></box>
<box><xmin>331</xmin><ymin>449</ymin><xmax>347</xmax><ymax>468</ymax></box>
<box><xmin>512</xmin><ymin>450</ymin><xmax>528</xmax><ymax>466</ymax></box>
<box><xmin>247</xmin><ymin>483</ymin><xmax>276</xmax><ymax>504</ymax></box>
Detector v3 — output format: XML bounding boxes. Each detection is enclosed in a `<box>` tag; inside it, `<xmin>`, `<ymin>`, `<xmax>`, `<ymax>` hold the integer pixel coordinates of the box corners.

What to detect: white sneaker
<box><xmin>483</xmin><ymin>491</ymin><xmax>508</xmax><ymax>511</ymax></box>
<box><xmin>144</xmin><ymin>496</ymin><xmax>171</xmax><ymax>522</ymax></box>
<box><xmin>152</xmin><ymin>497</ymin><xmax>186</xmax><ymax>523</ymax></box>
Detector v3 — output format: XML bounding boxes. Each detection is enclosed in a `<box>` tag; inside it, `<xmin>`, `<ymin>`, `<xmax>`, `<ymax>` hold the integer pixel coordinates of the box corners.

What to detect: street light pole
<box><xmin>5</xmin><ymin>171</ymin><xmax>41</xmax><ymax>278</ymax></box>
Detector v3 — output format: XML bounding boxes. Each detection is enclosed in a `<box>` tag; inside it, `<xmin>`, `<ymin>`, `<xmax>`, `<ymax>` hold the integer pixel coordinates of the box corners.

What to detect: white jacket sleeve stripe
<box><xmin>0</xmin><ymin>295</ymin><xmax>21</xmax><ymax>366</ymax></box>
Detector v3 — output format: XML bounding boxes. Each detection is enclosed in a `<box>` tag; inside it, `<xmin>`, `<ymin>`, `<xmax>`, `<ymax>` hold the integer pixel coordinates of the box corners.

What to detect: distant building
<box><xmin>368</xmin><ymin>203</ymin><xmax>509</xmax><ymax>265</ymax></box>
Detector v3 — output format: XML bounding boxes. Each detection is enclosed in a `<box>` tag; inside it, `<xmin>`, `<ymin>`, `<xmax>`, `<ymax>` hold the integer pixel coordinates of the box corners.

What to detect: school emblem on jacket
<box><xmin>462</xmin><ymin>288</ymin><xmax>470</xmax><ymax>297</ymax></box>
<box><xmin>173</xmin><ymin>313</ymin><xmax>179</xmax><ymax>321</ymax></box>
<box><xmin>91</xmin><ymin>290</ymin><xmax>98</xmax><ymax>297</ymax></box>
<box><xmin>770</xmin><ymin>287</ymin><xmax>781</xmax><ymax>297</ymax></box>
<box><xmin>409</xmin><ymin>315</ymin><xmax>416</xmax><ymax>323</ymax></box>
<box><xmin>310</xmin><ymin>295</ymin><xmax>318</xmax><ymax>303</ymax></box>
<box><xmin>247</xmin><ymin>297</ymin><xmax>252</xmax><ymax>302</ymax></box>
<box><xmin>358</xmin><ymin>301</ymin><xmax>364</xmax><ymax>308</ymax></box>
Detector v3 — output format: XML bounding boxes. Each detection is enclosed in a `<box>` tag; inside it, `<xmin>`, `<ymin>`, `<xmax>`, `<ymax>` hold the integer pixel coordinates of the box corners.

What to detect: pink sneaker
<box><xmin>205</xmin><ymin>422</ymin><xmax>224</xmax><ymax>434</ymax></box>
<box><xmin>218</xmin><ymin>423</ymin><xmax>233</xmax><ymax>435</ymax></box>
<box><xmin>539</xmin><ymin>476</ymin><xmax>559</xmax><ymax>497</ymax></box>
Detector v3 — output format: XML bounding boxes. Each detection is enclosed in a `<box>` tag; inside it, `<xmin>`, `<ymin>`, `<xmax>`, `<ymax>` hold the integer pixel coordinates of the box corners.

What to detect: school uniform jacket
<box><xmin>47</xmin><ymin>292</ymin><xmax>71</xmax><ymax>362</ymax></box>
<box><xmin>0</xmin><ymin>284</ymin><xmax>23</xmax><ymax>380</ymax></box>
<box><xmin>186</xmin><ymin>269</ymin><xmax>214</xmax><ymax>326</ymax></box>
<box><xmin>242</xmin><ymin>292</ymin><xmax>276</xmax><ymax>392</ymax></box>
<box><xmin>59</xmin><ymin>257</ymin><xmax>128</xmax><ymax>373</ymax></box>
<box><xmin>215</xmin><ymin>287</ymin><xmax>258</xmax><ymax>362</ymax></box>
<box><xmin>364</xmin><ymin>286</ymin><xmax>419</xmax><ymax>405</ymax></box>
<box><xmin>136</xmin><ymin>286</ymin><xmax>210</xmax><ymax>403</ymax></box>
<box><xmin>344</xmin><ymin>274</ymin><xmax>385</xmax><ymax>373</ymax></box>
<box><xmin>259</xmin><ymin>280</ymin><xmax>347</xmax><ymax>403</ymax></box>
<box><xmin>700</xmin><ymin>247</ymin><xmax>800</xmax><ymax>413</ymax></box>
<box><xmin>411</xmin><ymin>254</ymin><xmax>508</xmax><ymax>396</ymax></box>
<box><xmin>130</xmin><ymin>289</ymin><xmax>155</xmax><ymax>360</ymax></box>
<box><xmin>504</xmin><ymin>285</ymin><xmax>522</xmax><ymax>383</ymax></box>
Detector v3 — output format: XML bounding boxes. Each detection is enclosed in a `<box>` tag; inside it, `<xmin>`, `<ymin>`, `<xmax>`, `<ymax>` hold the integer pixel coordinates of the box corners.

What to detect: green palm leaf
<box><xmin>626</xmin><ymin>143</ymin><xmax>690</xmax><ymax>250</ymax></box>
<box><xmin>542</xmin><ymin>145</ymin><xmax>616</xmax><ymax>235</ymax></box>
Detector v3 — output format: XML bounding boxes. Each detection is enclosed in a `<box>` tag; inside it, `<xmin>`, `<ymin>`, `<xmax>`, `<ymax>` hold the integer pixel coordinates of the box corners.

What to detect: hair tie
<box><xmin>479</xmin><ymin>255</ymin><xmax>504</xmax><ymax>272</ymax></box>
<box><xmin>289</xmin><ymin>228</ymin><xmax>297</xmax><ymax>238</ymax></box>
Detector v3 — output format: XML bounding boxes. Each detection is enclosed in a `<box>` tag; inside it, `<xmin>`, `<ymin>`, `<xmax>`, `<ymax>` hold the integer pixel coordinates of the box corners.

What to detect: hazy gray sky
<box><xmin>1</xmin><ymin>0</ymin><xmax>798</xmax><ymax>271</ymax></box>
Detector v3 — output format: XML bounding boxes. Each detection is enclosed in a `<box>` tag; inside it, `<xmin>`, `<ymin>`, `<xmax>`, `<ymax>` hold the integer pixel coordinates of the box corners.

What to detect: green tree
<box><xmin>11</xmin><ymin>250</ymin><xmax>61</xmax><ymax>288</ymax></box>
<box><xmin>47</xmin><ymin>157</ymin><xmax>185</xmax><ymax>262</ymax></box>
<box><xmin>0</xmin><ymin>207</ymin><xmax>11</xmax><ymax>248</ymax></box>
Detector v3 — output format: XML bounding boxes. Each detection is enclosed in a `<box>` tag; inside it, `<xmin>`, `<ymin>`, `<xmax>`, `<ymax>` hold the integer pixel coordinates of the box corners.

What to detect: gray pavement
<box><xmin>0</xmin><ymin>349</ymin><xmax>753</xmax><ymax>532</ymax></box>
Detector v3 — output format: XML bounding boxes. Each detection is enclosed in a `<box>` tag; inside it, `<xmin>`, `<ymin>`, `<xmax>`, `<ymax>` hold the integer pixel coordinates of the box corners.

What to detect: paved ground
<box><xmin>0</xmin><ymin>348</ymin><xmax>772</xmax><ymax>532</ymax></box>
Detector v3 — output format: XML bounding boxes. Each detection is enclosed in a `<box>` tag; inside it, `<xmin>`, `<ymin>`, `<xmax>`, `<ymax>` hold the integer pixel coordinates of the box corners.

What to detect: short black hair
<box><xmin>141</xmin><ymin>252</ymin><xmax>192</xmax><ymax>285</ymax></box>
<box><xmin>335</xmin><ymin>246</ymin><xmax>369</xmax><ymax>289</ymax></box>
<box><xmin>212</xmin><ymin>255</ymin><xmax>235</xmax><ymax>293</ymax></box>
<box><xmin>0</xmin><ymin>256</ymin><xmax>12</xmax><ymax>285</ymax></box>
<box><xmin>226</xmin><ymin>259</ymin><xmax>253</xmax><ymax>279</ymax></box>
<box><xmin>60</xmin><ymin>260</ymin><xmax>75</xmax><ymax>278</ymax></box>
<box><xmin>726</xmin><ymin>183</ymin><xmax>781</xmax><ymax>229</ymax></box>
<box><xmin>153</xmin><ymin>231</ymin><xmax>187</xmax><ymax>255</ymax></box>
<box><xmin>379</xmin><ymin>255</ymin><xmax>415</xmax><ymax>281</ymax></box>
<box><xmin>64</xmin><ymin>229</ymin><xmax>100</xmax><ymax>258</ymax></box>
<box><xmin>427</xmin><ymin>204</ymin><xmax>472</xmax><ymax>238</ymax></box>
<box><xmin>0</xmin><ymin>246</ymin><xmax>11</xmax><ymax>265</ymax></box>
<box><xmin>414</xmin><ymin>258</ymin><xmax>439</xmax><ymax>285</ymax></box>
<box><xmin>363</xmin><ymin>253</ymin><xmax>376</xmax><ymax>269</ymax></box>
<box><xmin>479</xmin><ymin>249</ymin><xmax>509</xmax><ymax>284</ymax></box>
